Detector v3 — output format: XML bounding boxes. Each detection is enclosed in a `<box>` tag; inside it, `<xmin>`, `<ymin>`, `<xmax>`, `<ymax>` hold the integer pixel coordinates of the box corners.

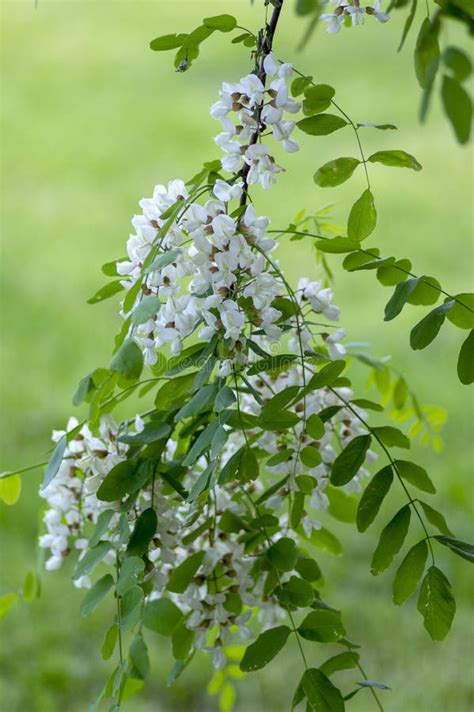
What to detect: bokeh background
<box><xmin>1</xmin><ymin>1</ymin><xmax>473</xmax><ymax>710</ymax></box>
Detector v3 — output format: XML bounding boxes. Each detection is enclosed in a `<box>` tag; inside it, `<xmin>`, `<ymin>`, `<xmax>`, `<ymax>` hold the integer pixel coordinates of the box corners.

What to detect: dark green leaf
<box><xmin>127</xmin><ymin>508</ymin><xmax>157</xmax><ymax>557</ymax></box>
<box><xmin>238</xmin><ymin>446</ymin><xmax>260</xmax><ymax>483</ymax></box>
<box><xmin>417</xmin><ymin>566</ymin><xmax>456</xmax><ymax>640</ymax></box>
<box><xmin>41</xmin><ymin>434</ymin><xmax>66</xmax><ymax>490</ymax></box>
<box><xmin>116</xmin><ymin>557</ymin><xmax>145</xmax><ymax>596</ymax></box>
<box><xmin>395</xmin><ymin>459</ymin><xmax>436</xmax><ymax>493</ymax></box>
<box><xmin>384</xmin><ymin>278</ymin><xmax>419</xmax><ymax>321</ymax></box>
<box><xmin>120</xmin><ymin>585</ymin><xmax>144</xmax><ymax>630</ymax></box>
<box><xmin>326</xmin><ymin>487</ymin><xmax>357</xmax><ymax>524</ymax></box>
<box><xmin>414</xmin><ymin>18</ymin><xmax>440</xmax><ymax>89</ymax></box>
<box><xmin>247</xmin><ymin>354</ymin><xmax>297</xmax><ymax>375</ymax></box>
<box><xmin>101</xmin><ymin>624</ymin><xmax>118</xmax><ymax>660</ymax></box>
<box><xmin>97</xmin><ymin>460</ymin><xmax>150</xmax><ymax>502</ymax></box>
<box><xmin>167</xmin><ymin>552</ymin><xmax>205</xmax><ymax>593</ymax></box>
<box><xmin>434</xmin><ymin>535</ymin><xmax>474</xmax><ymax>563</ymax></box>
<box><xmin>80</xmin><ymin>574</ymin><xmax>114</xmax><ymax>617</ymax></box>
<box><xmin>319</xmin><ymin>651</ymin><xmax>360</xmax><ymax>677</ymax></box>
<box><xmin>368</xmin><ymin>150</ymin><xmax>422</xmax><ymax>171</ymax></box>
<box><xmin>407</xmin><ymin>276</ymin><xmax>441</xmax><ymax>306</ymax></box>
<box><xmin>146</xmin><ymin>248</ymin><xmax>182</xmax><ymax>274</ymax></box>
<box><xmin>308</xmin><ymin>361</ymin><xmax>346</xmax><ymax>390</ymax></box>
<box><xmin>441</xmin><ymin>75</ymin><xmax>472</xmax><ymax>144</ymax></box>
<box><xmin>393</xmin><ymin>540</ymin><xmax>428</xmax><ymax>605</ymax></box>
<box><xmin>357</xmin><ymin>465</ymin><xmax>393</xmax><ymax>533</ymax></box>
<box><xmin>372</xmin><ymin>426</ymin><xmax>410</xmax><ymax>449</ymax></box>
<box><xmin>73</xmin><ymin>541</ymin><xmax>112</xmax><ymax>580</ymax></box>
<box><xmin>119</xmin><ymin>422</ymin><xmax>170</xmax><ymax>445</ymax></box>
<box><xmin>143</xmin><ymin>598</ymin><xmax>183</xmax><ymax>636</ymax></box>
<box><xmin>347</xmin><ymin>190</ymin><xmax>377</xmax><ymax>242</ymax></box>
<box><xmin>410</xmin><ymin>301</ymin><xmax>454</xmax><ymax>350</ymax></box>
<box><xmin>182</xmin><ymin>421</ymin><xmax>220</xmax><ymax>466</ymax></box>
<box><xmin>314</xmin><ymin>157</ymin><xmax>360</xmax><ymax>188</ymax></box>
<box><xmin>87</xmin><ymin>280</ymin><xmax>124</xmax><ymax>305</ymax></box>
<box><xmin>298</xmin><ymin>609</ymin><xmax>346</xmax><ymax>643</ymax></box>
<box><xmin>443</xmin><ymin>46</ymin><xmax>472</xmax><ymax>81</ymax></box>
<box><xmin>155</xmin><ymin>372</ymin><xmax>196</xmax><ymax>410</ymax></box>
<box><xmin>300</xmin><ymin>446</ymin><xmax>322</xmax><ymax>468</ymax></box>
<box><xmin>129</xmin><ymin>635</ymin><xmax>150</xmax><ymax>680</ymax></box>
<box><xmin>305</xmin><ymin>413</ymin><xmax>325</xmax><ymax>439</ymax></box>
<box><xmin>330</xmin><ymin>435</ymin><xmax>372</xmax><ymax>487</ymax></box>
<box><xmin>371</xmin><ymin>505</ymin><xmax>411</xmax><ymax>575</ymax></box>
<box><xmin>398</xmin><ymin>0</ymin><xmax>417</xmax><ymax>51</ymax></box>
<box><xmin>240</xmin><ymin>626</ymin><xmax>291</xmax><ymax>672</ymax></box>
<box><xmin>301</xmin><ymin>668</ymin><xmax>345</xmax><ymax>712</ymax></box>
<box><xmin>267</xmin><ymin>537</ymin><xmax>298</xmax><ymax>572</ymax></box>
<box><xmin>457</xmin><ymin>330</ymin><xmax>474</xmax><ymax>385</ymax></box>
<box><xmin>419</xmin><ymin>500</ymin><xmax>453</xmax><ymax>536</ymax></box>
<box><xmin>297</xmin><ymin>114</ymin><xmax>347</xmax><ymax>136</ymax></box>
<box><xmin>110</xmin><ymin>339</ymin><xmax>143</xmax><ymax>381</ymax></box>
<box><xmin>276</xmin><ymin>576</ymin><xmax>315</xmax><ymax>608</ymax></box>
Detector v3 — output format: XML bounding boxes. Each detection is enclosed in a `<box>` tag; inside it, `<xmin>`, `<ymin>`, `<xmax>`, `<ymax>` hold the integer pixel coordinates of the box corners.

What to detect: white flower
<box><xmin>347</xmin><ymin>3</ymin><xmax>365</xmax><ymax>26</ymax></box>
<box><xmin>320</xmin><ymin>10</ymin><xmax>346</xmax><ymax>34</ymax></box>
<box><xmin>263</xmin><ymin>52</ymin><xmax>280</xmax><ymax>77</ymax></box>
<box><xmin>369</xmin><ymin>0</ymin><xmax>390</xmax><ymax>22</ymax></box>
<box><xmin>213</xmin><ymin>179</ymin><xmax>243</xmax><ymax>203</ymax></box>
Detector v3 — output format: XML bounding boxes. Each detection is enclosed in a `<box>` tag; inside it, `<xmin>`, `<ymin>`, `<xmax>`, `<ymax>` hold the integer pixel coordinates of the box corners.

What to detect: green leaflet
<box><xmin>167</xmin><ymin>552</ymin><xmax>205</xmax><ymax>593</ymax></box>
<box><xmin>80</xmin><ymin>574</ymin><xmax>114</xmax><ymax>617</ymax></box>
<box><xmin>392</xmin><ymin>540</ymin><xmax>428</xmax><ymax>605</ymax></box>
<box><xmin>240</xmin><ymin>626</ymin><xmax>292</xmax><ymax>672</ymax></box>
<box><xmin>356</xmin><ymin>465</ymin><xmax>393</xmax><ymax>533</ymax></box>
<box><xmin>298</xmin><ymin>609</ymin><xmax>346</xmax><ymax>643</ymax></box>
<box><xmin>417</xmin><ymin>566</ymin><xmax>456</xmax><ymax>640</ymax></box>
<box><xmin>371</xmin><ymin>505</ymin><xmax>411</xmax><ymax>575</ymax></box>
<box><xmin>330</xmin><ymin>435</ymin><xmax>371</xmax><ymax>486</ymax></box>
<box><xmin>367</xmin><ymin>150</ymin><xmax>422</xmax><ymax>171</ymax></box>
<box><xmin>314</xmin><ymin>157</ymin><xmax>360</xmax><ymax>187</ymax></box>
<box><xmin>395</xmin><ymin>459</ymin><xmax>436</xmax><ymax>494</ymax></box>
<box><xmin>297</xmin><ymin>114</ymin><xmax>347</xmax><ymax>136</ymax></box>
<box><xmin>347</xmin><ymin>189</ymin><xmax>377</xmax><ymax>242</ymax></box>
<box><xmin>301</xmin><ymin>668</ymin><xmax>345</xmax><ymax>711</ymax></box>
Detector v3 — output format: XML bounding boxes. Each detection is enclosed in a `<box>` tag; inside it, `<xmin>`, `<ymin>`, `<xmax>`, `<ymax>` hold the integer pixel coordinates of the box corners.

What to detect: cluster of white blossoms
<box><xmin>211</xmin><ymin>52</ymin><xmax>300</xmax><ymax>189</ymax></box>
<box><xmin>321</xmin><ymin>0</ymin><xmax>389</xmax><ymax>34</ymax></box>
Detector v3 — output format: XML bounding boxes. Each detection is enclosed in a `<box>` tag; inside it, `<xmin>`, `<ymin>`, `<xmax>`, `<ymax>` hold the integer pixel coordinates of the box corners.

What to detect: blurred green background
<box><xmin>1</xmin><ymin>1</ymin><xmax>473</xmax><ymax>710</ymax></box>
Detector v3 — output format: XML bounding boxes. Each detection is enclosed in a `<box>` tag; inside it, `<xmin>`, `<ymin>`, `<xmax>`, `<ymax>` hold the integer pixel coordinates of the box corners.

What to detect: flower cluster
<box><xmin>321</xmin><ymin>0</ymin><xmax>389</xmax><ymax>34</ymax></box>
<box><xmin>211</xmin><ymin>52</ymin><xmax>300</xmax><ymax>189</ymax></box>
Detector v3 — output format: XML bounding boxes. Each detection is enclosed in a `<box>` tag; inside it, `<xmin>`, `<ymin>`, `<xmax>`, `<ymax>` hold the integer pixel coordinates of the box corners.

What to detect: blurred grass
<box><xmin>0</xmin><ymin>1</ymin><xmax>473</xmax><ymax>711</ymax></box>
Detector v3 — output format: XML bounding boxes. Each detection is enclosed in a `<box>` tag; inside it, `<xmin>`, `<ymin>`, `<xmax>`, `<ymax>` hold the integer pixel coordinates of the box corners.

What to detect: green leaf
<box><xmin>116</xmin><ymin>557</ymin><xmax>145</xmax><ymax>596</ymax></box>
<box><xmin>146</xmin><ymin>248</ymin><xmax>182</xmax><ymax>274</ymax></box>
<box><xmin>407</xmin><ymin>276</ymin><xmax>441</xmax><ymax>306</ymax></box>
<box><xmin>155</xmin><ymin>372</ymin><xmax>196</xmax><ymax>410</ymax></box>
<box><xmin>120</xmin><ymin>585</ymin><xmax>144</xmax><ymax>631</ymax></box>
<box><xmin>414</xmin><ymin>18</ymin><xmax>440</xmax><ymax>89</ymax></box>
<box><xmin>457</xmin><ymin>330</ymin><xmax>474</xmax><ymax>385</ymax></box>
<box><xmin>296</xmin><ymin>556</ymin><xmax>322</xmax><ymax>583</ymax></box>
<box><xmin>110</xmin><ymin>339</ymin><xmax>143</xmax><ymax>381</ymax></box>
<box><xmin>41</xmin><ymin>434</ymin><xmax>66</xmax><ymax>490</ymax></box>
<box><xmin>174</xmin><ymin>384</ymin><xmax>216</xmax><ymax>421</ymax></box>
<box><xmin>377</xmin><ymin>257</ymin><xmax>412</xmax><ymax>286</ymax></box>
<box><xmin>247</xmin><ymin>354</ymin><xmax>297</xmax><ymax>375</ymax></box>
<box><xmin>393</xmin><ymin>540</ymin><xmax>428</xmax><ymax>605</ymax></box>
<box><xmin>129</xmin><ymin>635</ymin><xmax>150</xmax><ymax>680</ymax></box>
<box><xmin>410</xmin><ymin>301</ymin><xmax>454</xmax><ymax>350</ymax></box>
<box><xmin>214</xmin><ymin>385</ymin><xmax>236</xmax><ymax>411</ymax></box>
<box><xmin>368</xmin><ymin>150</ymin><xmax>422</xmax><ymax>171</ymax></box>
<box><xmin>372</xmin><ymin>426</ymin><xmax>410</xmax><ymax>449</ymax></box>
<box><xmin>326</xmin><ymin>486</ymin><xmax>357</xmax><ymax>523</ymax></box>
<box><xmin>319</xmin><ymin>651</ymin><xmax>359</xmax><ymax>677</ymax></box>
<box><xmin>80</xmin><ymin>574</ymin><xmax>114</xmax><ymax>617</ymax></box>
<box><xmin>72</xmin><ymin>373</ymin><xmax>93</xmax><ymax>406</ymax></box>
<box><xmin>87</xmin><ymin>280</ymin><xmax>124</xmax><ymax>305</ymax></box>
<box><xmin>395</xmin><ymin>459</ymin><xmax>436</xmax><ymax>494</ymax></box>
<box><xmin>150</xmin><ymin>33</ymin><xmax>187</xmax><ymax>51</ymax></box>
<box><xmin>261</xmin><ymin>410</ymin><xmax>300</xmax><ymax>431</ymax></box>
<box><xmin>203</xmin><ymin>14</ymin><xmax>237</xmax><ymax>31</ymax></box>
<box><xmin>371</xmin><ymin>505</ymin><xmax>411</xmax><ymax>575</ymax></box>
<box><xmin>347</xmin><ymin>190</ymin><xmax>377</xmax><ymax>242</ymax></box>
<box><xmin>398</xmin><ymin>0</ymin><xmax>417</xmax><ymax>51</ymax></box>
<box><xmin>303</xmin><ymin>85</ymin><xmax>335</xmax><ymax>115</ymax></box>
<box><xmin>97</xmin><ymin>460</ymin><xmax>150</xmax><ymax>502</ymax></box>
<box><xmin>417</xmin><ymin>566</ymin><xmax>456</xmax><ymax>640</ymax></box>
<box><xmin>315</xmin><ymin>237</ymin><xmax>359</xmax><ymax>254</ymax></box>
<box><xmin>357</xmin><ymin>465</ymin><xmax>393</xmax><ymax>533</ymax></box>
<box><xmin>419</xmin><ymin>500</ymin><xmax>452</xmax><ymax>536</ymax></box>
<box><xmin>73</xmin><ymin>541</ymin><xmax>112</xmax><ymax>580</ymax></box>
<box><xmin>0</xmin><ymin>474</ymin><xmax>21</xmax><ymax>505</ymax></box>
<box><xmin>443</xmin><ymin>46</ymin><xmax>472</xmax><ymax>81</ymax></box>
<box><xmin>297</xmin><ymin>114</ymin><xmax>347</xmax><ymax>136</ymax></box>
<box><xmin>308</xmin><ymin>361</ymin><xmax>346</xmax><ymax>390</ymax></box>
<box><xmin>277</xmin><ymin>576</ymin><xmax>315</xmax><ymax>608</ymax></box>
<box><xmin>330</xmin><ymin>435</ymin><xmax>371</xmax><ymax>486</ymax></box>
<box><xmin>172</xmin><ymin>621</ymin><xmax>195</xmax><ymax>660</ymax></box>
<box><xmin>167</xmin><ymin>552</ymin><xmax>205</xmax><ymax>593</ymax></box>
<box><xmin>182</xmin><ymin>421</ymin><xmax>220</xmax><ymax>466</ymax></box>
<box><xmin>119</xmin><ymin>422</ymin><xmax>171</xmax><ymax>446</ymax></box>
<box><xmin>314</xmin><ymin>157</ymin><xmax>360</xmax><ymax>188</ymax></box>
<box><xmin>0</xmin><ymin>593</ymin><xmax>18</xmax><ymax>622</ymax></box>
<box><xmin>89</xmin><ymin>510</ymin><xmax>115</xmax><ymax>547</ymax></box>
<box><xmin>127</xmin><ymin>508</ymin><xmax>157</xmax><ymax>557</ymax></box>
<box><xmin>101</xmin><ymin>624</ymin><xmax>118</xmax><ymax>660</ymax></box>
<box><xmin>267</xmin><ymin>537</ymin><xmax>298</xmax><ymax>572</ymax></box>
<box><xmin>446</xmin><ymin>294</ymin><xmax>474</xmax><ymax>329</ymax></box>
<box><xmin>441</xmin><ymin>75</ymin><xmax>472</xmax><ymax>144</ymax></box>
<box><xmin>238</xmin><ymin>446</ymin><xmax>260</xmax><ymax>483</ymax></box>
<box><xmin>240</xmin><ymin>626</ymin><xmax>292</xmax><ymax>672</ymax></box>
<box><xmin>143</xmin><ymin>598</ymin><xmax>183</xmax><ymax>636</ymax></box>
<box><xmin>301</xmin><ymin>668</ymin><xmax>345</xmax><ymax>712</ymax></box>
<box><xmin>131</xmin><ymin>296</ymin><xmax>161</xmax><ymax>325</ymax></box>
<box><xmin>434</xmin><ymin>535</ymin><xmax>474</xmax><ymax>563</ymax></box>
<box><xmin>298</xmin><ymin>609</ymin><xmax>346</xmax><ymax>643</ymax></box>
<box><xmin>384</xmin><ymin>278</ymin><xmax>419</xmax><ymax>321</ymax></box>
<box><xmin>261</xmin><ymin>386</ymin><xmax>300</xmax><ymax>416</ymax></box>
<box><xmin>300</xmin><ymin>446</ymin><xmax>322</xmax><ymax>468</ymax></box>
<box><xmin>305</xmin><ymin>413</ymin><xmax>326</xmax><ymax>439</ymax></box>
<box><xmin>356</xmin><ymin>122</ymin><xmax>397</xmax><ymax>130</ymax></box>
